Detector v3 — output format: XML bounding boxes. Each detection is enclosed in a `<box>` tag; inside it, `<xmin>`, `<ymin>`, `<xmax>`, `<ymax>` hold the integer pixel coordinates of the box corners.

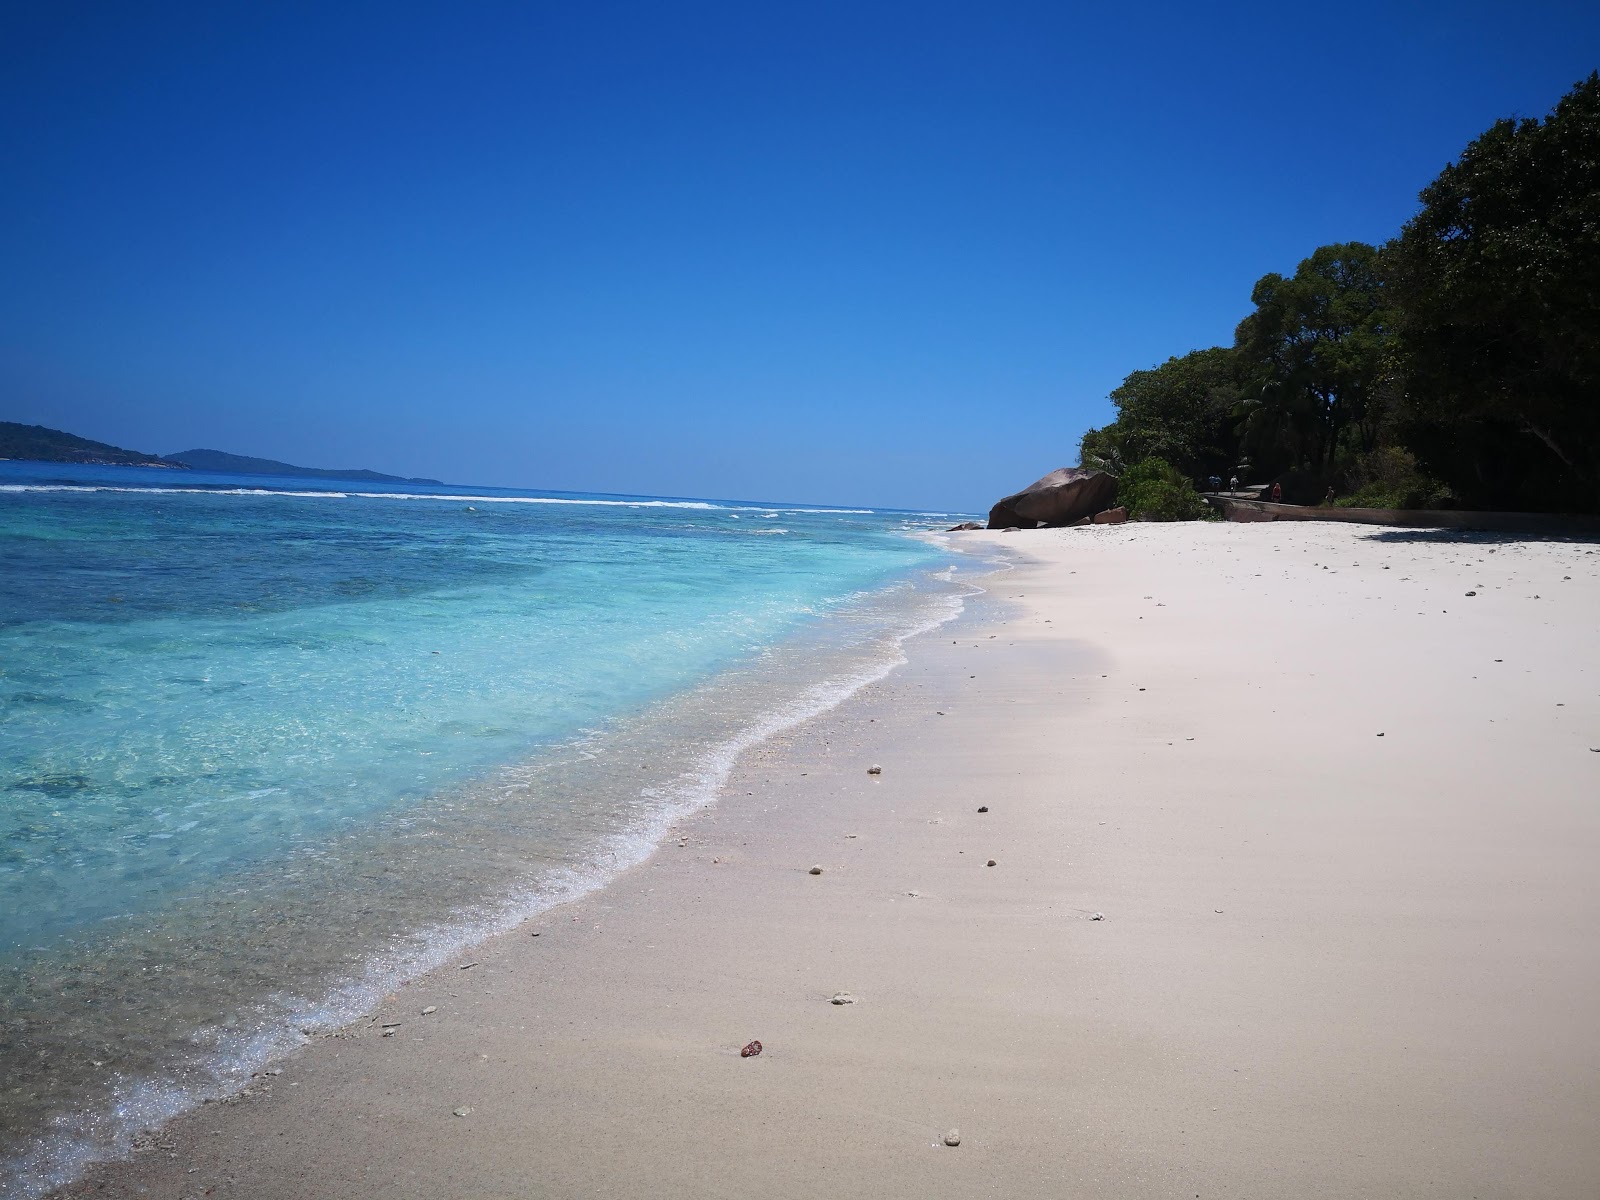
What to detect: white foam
<box><xmin>0</xmin><ymin>484</ymin><xmax>344</xmax><ymax>498</ymax></box>
<box><xmin>0</xmin><ymin>483</ymin><xmax>875</xmax><ymax>515</ymax></box>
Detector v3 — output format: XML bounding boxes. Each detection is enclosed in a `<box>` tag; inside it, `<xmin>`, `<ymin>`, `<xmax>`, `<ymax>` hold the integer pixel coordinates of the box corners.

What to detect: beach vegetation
<box><xmin>1115</xmin><ymin>458</ymin><xmax>1212</xmax><ymax>521</ymax></box>
<box><xmin>1078</xmin><ymin>72</ymin><xmax>1600</xmax><ymax>513</ymax></box>
<box><xmin>1104</xmin><ymin>347</ymin><xmax>1241</xmax><ymax>482</ymax></box>
<box><xmin>1081</xmin><ymin>345</ymin><xmax>1241</xmax><ymax>505</ymax></box>
<box><xmin>1387</xmin><ymin>71</ymin><xmax>1600</xmax><ymax>513</ymax></box>
<box><xmin>1332</xmin><ymin>446</ymin><xmax>1453</xmax><ymax>510</ymax></box>
<box><xmin>1234</xmin><ymin>242</ymin><xmax>1393</xmax><ymax>476</ymax></box>
<box><xmin>1077</xmin><ymin>425</ymin><xmax>1128</xmax><ymax>477</ymax></box>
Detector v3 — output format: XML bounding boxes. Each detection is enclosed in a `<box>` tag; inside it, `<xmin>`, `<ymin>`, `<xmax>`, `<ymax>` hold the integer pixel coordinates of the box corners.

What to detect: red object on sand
<box><xmin>740</xmin><ymin>1040</ymin><xmax>763</xmax><ymax>1058</ymax></box>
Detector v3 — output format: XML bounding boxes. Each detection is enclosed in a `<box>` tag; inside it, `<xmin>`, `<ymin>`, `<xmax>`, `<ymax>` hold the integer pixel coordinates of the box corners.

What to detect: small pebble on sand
<box><xmin>943</xmin><ymin>1129</ymin><xmax>961</xmax><ymax>1147</ymax></box>
<box><xmin>809</xmin><ymin>865</ymin><xmax>823</xmax><ymax>875</ymax></box>
<box><xmin>986</xmin><ymin>859</ymin><xmax>997</xmax><ymax>867</ymax></box>
<box><xmin>867</xmin><ymin>764</ymin><xmax>882</xmax><ymax>775</ymax></box>
<box><xmin>1090</xmin><ymin>912</ymin><xmax>1105</xmax><ymax>921</ymax></box>
<box><xmin>452</xmin><ymin>1106</ymin><xmax>472</xmax><ymax>1118</ymax></box>
<box><xmin>831</xmin><ymin>993</ymin><xmax>855</xmax><ymax>1005</ymax></box>
<box><xmin>977</xmin><ymin>805</ymin><xmax>988</xmax><ymax>813</ymax></box>
<box><xmin>421</xmin><ymin>1006</ymin><xmax>437</xmax><ymax>1015</ymax></box>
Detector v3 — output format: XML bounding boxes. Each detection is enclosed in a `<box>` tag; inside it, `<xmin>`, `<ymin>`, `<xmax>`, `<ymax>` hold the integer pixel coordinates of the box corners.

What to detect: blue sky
<box><xmin>3</xmin><ymin>2</ymin><xmax>1596</xmax><ymax>510</ymax></box>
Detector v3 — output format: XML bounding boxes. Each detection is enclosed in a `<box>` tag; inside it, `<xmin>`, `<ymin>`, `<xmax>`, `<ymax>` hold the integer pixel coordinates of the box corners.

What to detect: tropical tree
<box><xmin>1388</xmin><ymin>72</ymin><xmax>1600</xmax><ymax>511</ymax></box>
<box><xmin>1234</xmin><ymin>242</ymin><xmax>1394</xmax><ymax>475</ymax></box>
<box><xmin>1108</xmin><ymin>347</ymin><xmax>1241</xmax><ymax>479</ymax></box>
<box><xmin>1079</xmin><ymin>348</ymin><xmax>1240</xmax><ymax>481</ymax></box>
<box><xmin>1077</xmin><ymin>424</ymin><xmax>1127</xmax><ymax>477</ymax></box>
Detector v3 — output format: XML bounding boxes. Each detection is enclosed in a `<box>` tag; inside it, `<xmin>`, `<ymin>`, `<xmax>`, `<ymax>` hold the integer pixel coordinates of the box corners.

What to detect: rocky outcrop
<box><xmin>987</xmin><ymin>468</ymin><xmax>1119</xmax><ymax>529</ymax></box>
<box><xmin>945</xmin><ymin>521</ymin><xmax>984</xmax><ymax>531</ymax></box>
<box><xmin>1092</xmin><ymin>506</ymin><xmax>1128</xmax><ymax>524</ymax></box>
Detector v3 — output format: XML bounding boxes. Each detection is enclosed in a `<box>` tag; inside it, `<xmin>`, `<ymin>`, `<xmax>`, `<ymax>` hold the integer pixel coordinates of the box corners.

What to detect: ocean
<box><xmin>0</xmin><ymin>461</ymin><xmax>979</xmax><ymax>1197</ymax></box>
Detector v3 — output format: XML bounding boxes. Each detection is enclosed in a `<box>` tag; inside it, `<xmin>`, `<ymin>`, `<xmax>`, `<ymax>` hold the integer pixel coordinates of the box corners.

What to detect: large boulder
<box><xmin>987</xmin><ymin>468</ymin><xmax>1119</xmax><ymax>529</ymax></box>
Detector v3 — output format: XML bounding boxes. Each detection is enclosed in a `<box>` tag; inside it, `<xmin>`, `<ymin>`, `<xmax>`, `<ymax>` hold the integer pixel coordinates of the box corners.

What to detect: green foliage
<box><xmin>1116</xmin><ymin>458</ymin><xmax>1212</xmax><ymax>521</ymax></box>
<box><xmin>1234</xmin><ymin>242</ymin><xmax>1393</xmax><ymax>475</ymax></box>
<box><xmin>1081</xmin><ymin>349</ymin><xmax>1240</xmax><ymax>483</ymax></box>
<box><xmin>1332</xmin><ymin>446</ymin><xmax>1451</xmax><ymax>510</ymax></box>
<box><xmin>1388</xmin><ymin>72</ymin><xmax>1600</xmax><ymax>512</ymax></box>
<box><xmin>1073</xmin><ymin>74</ymin><xmax>1599</xmax><ymax>514</ymax></box>
<box><xmin>1077</xmin><ymin>424</ymin><xmax>1127</xmax><ymax>477</ymax></box>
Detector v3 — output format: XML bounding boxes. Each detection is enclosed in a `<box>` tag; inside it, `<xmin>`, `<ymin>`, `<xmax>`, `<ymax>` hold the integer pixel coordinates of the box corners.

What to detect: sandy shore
<box><xmin>57</xmin><ymin>522</ymin><xmax>1600</xmax><ymax>1199</ymax></box>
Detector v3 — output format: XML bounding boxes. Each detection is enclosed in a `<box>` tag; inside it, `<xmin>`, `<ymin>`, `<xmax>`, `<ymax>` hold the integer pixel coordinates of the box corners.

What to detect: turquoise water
<box><xmin>0</xmin><ymin>461</ymin><xmax>974</xmax><ymax>1196</ymax></box>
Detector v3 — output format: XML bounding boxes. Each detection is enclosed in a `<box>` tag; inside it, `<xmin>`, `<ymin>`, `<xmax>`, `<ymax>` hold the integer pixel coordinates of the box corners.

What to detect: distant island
<box><xmin>1</xmin><ymin>422</ymin><xmax>443</xmax><ymax>485</ymax></box>
<box><xmin>0</xmin><ymin>421</ymin><xmax>181</xmax><ymax>468</ymax></box>
<box><xmin>163</xmin><ymin>448</ymin><xmax>443</xmax><ymax>485</ymax></box>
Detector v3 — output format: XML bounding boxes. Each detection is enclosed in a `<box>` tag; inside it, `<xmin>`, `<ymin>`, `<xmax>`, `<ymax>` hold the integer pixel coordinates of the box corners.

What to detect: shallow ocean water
<box><xmin>0</xmin><ymin>462</ymin><xmax>979</xmax><ymax>1197</ymax></box>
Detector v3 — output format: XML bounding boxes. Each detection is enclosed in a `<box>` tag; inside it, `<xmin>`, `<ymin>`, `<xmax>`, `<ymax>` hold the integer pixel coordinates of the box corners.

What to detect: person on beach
<box><xmin>1230</xmin><ymin>474</ymin><xmax>1240</xmax><ymax>491</ymax></box>
<box><xmin>1323</xmin><ymin>485</ymin><xmax>1336</xmax><ymax>505</ymax></box>
<box><xmin>1271</xmin><ymin>482</ymin><xmax>1283</xmax><ymax>502</ymax></box>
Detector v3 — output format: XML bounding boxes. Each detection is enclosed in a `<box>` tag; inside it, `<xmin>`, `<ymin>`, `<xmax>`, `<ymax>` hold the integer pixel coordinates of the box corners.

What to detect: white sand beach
<box><xmin>63</xmin><ymin>521</ymin><xmax>1600</xmax><ymax>1199</ymax></box>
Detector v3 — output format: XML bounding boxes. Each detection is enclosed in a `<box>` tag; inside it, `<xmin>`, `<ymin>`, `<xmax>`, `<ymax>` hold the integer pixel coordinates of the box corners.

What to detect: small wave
<box><xmin>357</xmin><ymin>492</ymin><xmax>723</xmax><ymax>508</ymax></box>
<box><xmin>0</xmin><ymin>484</ymin><xmax>717</xmax><ymax>508</ymax></box>
<box><xmin>0</xmin><ymin>485</ymin><xmax>345</xmax><ymax>499</ymax></box>
<box><xmin>0</xmin><ymin>483</ymin><xmax>878</xmax><ymax>515</ymax></box>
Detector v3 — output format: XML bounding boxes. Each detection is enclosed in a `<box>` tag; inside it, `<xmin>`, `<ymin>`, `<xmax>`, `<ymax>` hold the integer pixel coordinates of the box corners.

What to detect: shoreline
<box><xmin>5</xmin><ymin>543</ymin><xmax>986</xmax><ymax>1200</ymax></box>
<box><xmin>46</xmin><ymin>522</ymin><xmax>1600</xmax><ymax>1198</ymax></box>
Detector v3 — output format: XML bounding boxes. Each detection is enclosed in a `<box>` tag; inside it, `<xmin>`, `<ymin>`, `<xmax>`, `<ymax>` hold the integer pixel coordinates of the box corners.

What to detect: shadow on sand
<box><xmin>1354</xmin><ymin>527</ymin><xmax>1600</xmax><ymax>547</ymax></box>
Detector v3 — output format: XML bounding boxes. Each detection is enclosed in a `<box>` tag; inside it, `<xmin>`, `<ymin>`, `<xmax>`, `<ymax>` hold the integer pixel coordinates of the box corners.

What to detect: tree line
<box><xmin>1080</xmin><ymin>72</ymin><xmax>1600</xmax><ymax>516</ymax></box>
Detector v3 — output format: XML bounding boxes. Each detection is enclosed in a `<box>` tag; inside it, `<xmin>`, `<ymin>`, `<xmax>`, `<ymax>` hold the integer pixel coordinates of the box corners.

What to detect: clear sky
<box><xmin>3</xmin><ymin>2</ymin><xmax>1596</xmax><ymax>510</ymax></box>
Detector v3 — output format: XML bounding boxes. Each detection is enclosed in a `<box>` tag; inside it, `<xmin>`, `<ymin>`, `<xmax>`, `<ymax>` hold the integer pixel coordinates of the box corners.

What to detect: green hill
<box><xmin>164</xmin><ymin>448</ymin><xmax>442</xmax><ymax>485</ymax></box>
<box><xmin>0</xmin><ymin>421</ymin><xmax>182</xmax><ymax>468</ymax></box>
<box><xmin>0</xmin><ymin>422</ymin><xmax>444</xmax><ymax>485</ymax></box>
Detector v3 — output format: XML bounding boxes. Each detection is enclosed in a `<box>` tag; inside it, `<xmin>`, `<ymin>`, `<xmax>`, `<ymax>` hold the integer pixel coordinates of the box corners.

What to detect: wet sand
<box><xmin>57</xmin><ymin>522</ymin><xmax>1600</xmax><ymax>1199</ymax></box>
